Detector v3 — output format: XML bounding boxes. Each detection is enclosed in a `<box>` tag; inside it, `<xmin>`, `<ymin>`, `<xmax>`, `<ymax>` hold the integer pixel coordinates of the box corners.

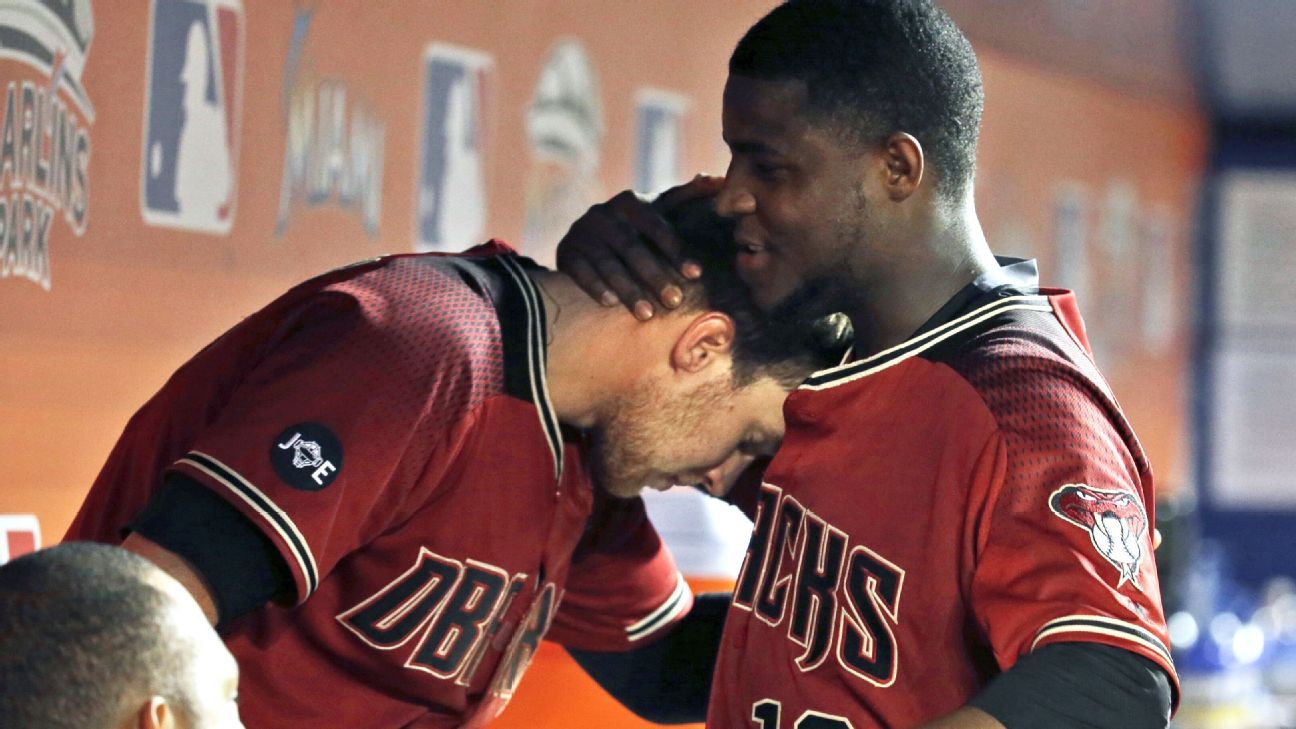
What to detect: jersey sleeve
<box><xmin>546</xmin><ymin>495</ymin><xmax>693</xmax><ymax>652</ymax></box>
<box><xmin>168</xmin><ymin>274</ymin><xmax>490</xmax><ymax>605</ymax></box>
<box><xmin>966</xmin><ymin>357</ymin><xmax>1178</xmax><ymax>699</ymax></box>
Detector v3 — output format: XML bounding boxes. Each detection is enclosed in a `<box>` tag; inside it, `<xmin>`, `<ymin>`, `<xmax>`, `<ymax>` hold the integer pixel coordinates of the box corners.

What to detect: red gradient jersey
<box><xmin>66</xmin><ymin>244</ymin><xmax>690</xmax><ymax>728</ymax></box>
<box><xmin>707</xmin><ymin>260</ymin><xmax>1177</xmax><ymax>729</ymax></box>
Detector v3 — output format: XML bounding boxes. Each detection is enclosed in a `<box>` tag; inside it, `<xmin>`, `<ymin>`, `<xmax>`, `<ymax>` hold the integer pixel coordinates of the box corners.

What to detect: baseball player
<box><xmin>554</xmin><ymin>2</ymin><xmax>1177</xmax><ymax>727</ymax></box>
<box><xmin>0</xmin><ymin>543</ymin><xmax>243</xmax><ymax>729</ymax></box>
<box><xmin>66</xmin><ymin>198</ymin><xmax>847</xmax><ymax>728</ymax></box>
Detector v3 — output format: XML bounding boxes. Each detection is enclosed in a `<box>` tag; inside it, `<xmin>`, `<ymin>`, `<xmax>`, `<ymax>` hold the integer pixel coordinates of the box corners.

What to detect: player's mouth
<box><xmin>735</xmin><ymin>235</ymin><xmax>774</xmax><ymax>275</ymax></box>
<box><xmin>646</xmin><ymin>473</ymin><xmax>701</xmax><ymax>492</ymax></box>
<box><xmin>735</xmin><ymin>235</ymin><xmax>770</xmax><ymax>256</ymax></box>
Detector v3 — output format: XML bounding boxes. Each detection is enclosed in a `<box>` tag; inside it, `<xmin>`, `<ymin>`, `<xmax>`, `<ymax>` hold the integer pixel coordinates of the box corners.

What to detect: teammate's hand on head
<box><xmin>555</xmin><ymin>174</ymin><xmax>724</xmax><ymax>320</ymax></box>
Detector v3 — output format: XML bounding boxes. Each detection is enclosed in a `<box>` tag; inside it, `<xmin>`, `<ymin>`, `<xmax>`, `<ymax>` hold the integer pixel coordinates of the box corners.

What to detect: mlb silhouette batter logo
<box><xmin>416</xmin><ymin>44</ymin><xmax>492</xmax><ymax>253</ymax></box>
<box><xmin>633</xmin><ymin>89</ymin><xmax>688</xmax><ymax>197</ymax></box>
<box><xmin>141</xmin><ymin>0</ymin><xmax>244</xmax><ymax>234</ymax></box>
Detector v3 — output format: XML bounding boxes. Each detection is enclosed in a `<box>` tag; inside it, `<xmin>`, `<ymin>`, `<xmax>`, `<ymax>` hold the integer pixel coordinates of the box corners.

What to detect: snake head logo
<box><xmin>1048</xmin><ymin>484</ymin><xmax>1148</xmax><ymax>591</ymax></box>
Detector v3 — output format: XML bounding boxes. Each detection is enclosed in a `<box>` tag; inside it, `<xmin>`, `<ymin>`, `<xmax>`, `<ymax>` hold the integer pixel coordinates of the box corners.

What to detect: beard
<box><xmin>586</xmin><ymin>375</ymin><xmax>731</xmax><ymax>499</ymax></box>
<box><xmin>767</xmin><ymin>272</ymin><xmax>859</xmax><ymax>325</ymax></box>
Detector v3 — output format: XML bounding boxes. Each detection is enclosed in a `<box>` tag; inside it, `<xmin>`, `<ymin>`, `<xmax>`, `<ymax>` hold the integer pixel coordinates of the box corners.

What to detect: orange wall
<box><xmin>0</xmin><ymin>2</ymin><xmax>1203</xmax><ymax>726</ymax></box>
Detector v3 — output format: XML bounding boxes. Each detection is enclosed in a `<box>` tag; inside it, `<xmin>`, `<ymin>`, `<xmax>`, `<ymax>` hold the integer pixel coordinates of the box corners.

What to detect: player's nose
<box><xmin>701</xmin><ymin>453</ymin><xmax>756</xmax><ymax>498</ymax></box>
<box><xmin>715</xmin><ymin>180</ymin><xmax>756</xmax><ymax>218</ymax></box>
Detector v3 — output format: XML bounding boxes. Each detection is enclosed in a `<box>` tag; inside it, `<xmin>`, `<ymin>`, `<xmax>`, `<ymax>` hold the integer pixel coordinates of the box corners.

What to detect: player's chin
<box><xmin>599</xmin><ymin>476</ymin><xmax>653</xmax><ymax>500</ymax></box>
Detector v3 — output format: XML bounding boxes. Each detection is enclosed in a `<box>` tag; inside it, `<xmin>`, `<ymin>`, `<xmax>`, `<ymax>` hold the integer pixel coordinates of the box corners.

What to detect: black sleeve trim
<box><xmin>566</xmin><ymin>591</ymin><xmax>729</xmax><ymax>724</ymax></box>
<box><xmin>130</xmin><ymin>472</ymin><xmax>295</xmax><ymax>628</ymax></box>
<box><xmin>970</xmin><ymin>642</ymin><xmax>1173</xmax><ymax>729</ymax></box>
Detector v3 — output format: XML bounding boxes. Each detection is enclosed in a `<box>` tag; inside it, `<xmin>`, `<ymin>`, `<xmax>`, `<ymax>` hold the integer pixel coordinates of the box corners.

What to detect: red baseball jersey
<box><xmin>66</xmin><ymin>243</ymin><xmax>690</xmax><ymax>728</ymax></box>
<box><xmin>708</xmin><ymin>260</ymin><xmax>1177</xmax><ymax>729</ymax></box>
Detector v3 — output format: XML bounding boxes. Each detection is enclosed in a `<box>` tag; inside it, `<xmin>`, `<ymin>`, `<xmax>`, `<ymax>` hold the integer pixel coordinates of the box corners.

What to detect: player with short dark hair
<box><xmin>0</xmin><ymin>542</ymin><xmax>242</xmax><ymax>729</ymax></box>
<box><xmin>729</xmin><ymin>0</ymin><xmax>982</xmax><ymax>198</ymax></box>
<box><xmin>65</xmin><ymin>197</ymin><xmax>849</xmax><ymax>728</ymax></box>
<box><xmin>556</xmin><ymin>1</ymin><xmax>1177</xmax><ymax>727</ymax></box>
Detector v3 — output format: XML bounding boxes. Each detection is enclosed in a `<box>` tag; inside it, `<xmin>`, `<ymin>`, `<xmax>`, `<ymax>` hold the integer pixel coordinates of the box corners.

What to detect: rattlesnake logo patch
<box><xmin>1049</xmin><ymin>484</ymin><xmax>1148</xmax><ymax>591</ymax></box>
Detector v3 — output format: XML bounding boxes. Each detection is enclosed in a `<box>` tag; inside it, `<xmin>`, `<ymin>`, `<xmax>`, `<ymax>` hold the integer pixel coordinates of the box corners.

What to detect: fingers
<box><xmin>555</xmin><ymin>205</ymin><xmax>633</xmax><ymax>307</ymax></box>
<box><xmin>651</xmin><ymin>175</ymin><xmax>726</xmax><ymax>279</ymax></box>
<box><xmin>653</xmin><ymin>173</ymin><xmax>726</xmax><ymax>212</ymax></box>
<box><xmin>608</xmin><ymin>191</ymin><xmax>696</xmax><ymax>287</ymax></box>
<box><xmin>554</xmin><ymin>179</ymin><xmax>728</xmax><ymax>318</ymax></box>
<box><xmin>592</xmin><ymin>250</ymin><xmax>657</xmax><ymax>320</ymax></box>
<box><xmin>555</xmin><ymin>190</ymin><xmax>700</xmax><ymax>318</ymax></box>
<box><xmin>561</xmin><ymin>254</ymin><xmax>619</xmax><ymax>307</ymax></box>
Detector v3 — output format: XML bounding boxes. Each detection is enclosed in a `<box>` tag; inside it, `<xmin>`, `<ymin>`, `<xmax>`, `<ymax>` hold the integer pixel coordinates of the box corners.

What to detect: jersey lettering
<box><xmin>733</xmin><ymin>484</ymin><xmax>906</xmax><ymax>686</ymax></box>
<box><xmin>410</xmin><ymin>560</ymin><xmax>510</xmax><ymax>678</ymax></box>
<box><xmin>488</xmin><ymin>582</ymin><xmax>558</xmax><ymax>700</ymax></box>
<box><xmin>338</xmin><ymin>548</ymin><xmax>462</xmax><ymax>649</ymax></box>
<box><xmin>789</xmin><ymin>510</ymin><xmax>847</xmax><ymax>670</ymax></box>
<box><xmin>455</xmin><ymin>574</ymin><xmax>527</xmax><ymax>688</ymax></box>
<box><xmin>337</xmin><ymin>548</ymin><xmax>526</xmax><ymax>685</ymax></box>
<box><xmin>734</xmin><ymin>485</ymin><xmax>781</xmax><ymax>609</ymax></box>
<box><xmin>755</xmin><ymin>495</ymin><xmax>804</xmax><ymax>626</ymax></box>
<box><xmin>837</xmin><ymin>545</ymin><xmax>906</xmax><ymax>687</ymax></box>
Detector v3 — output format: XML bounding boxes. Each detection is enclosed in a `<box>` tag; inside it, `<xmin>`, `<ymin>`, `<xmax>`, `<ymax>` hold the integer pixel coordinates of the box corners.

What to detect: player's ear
<box><xmin>879</xmin><ymin>132</ymin><xmax>924</xmax><ymax>202</ymax></box>
<box><xmin>670</xmin><ymin>311</ymin><xmax>736</xmax><ymax>375</ymax></box>
<box><xmin>134</xmin><ymin>696</ymin><xmax>176</xmax><ymax>729</ymax></box>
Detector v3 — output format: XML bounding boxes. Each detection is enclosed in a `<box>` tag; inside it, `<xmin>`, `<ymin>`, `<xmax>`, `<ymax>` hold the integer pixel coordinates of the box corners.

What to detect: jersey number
<box><xmin>752</xmin><ymin>699</ymin><xmax>853</xmax><ymax>729</ymax></box>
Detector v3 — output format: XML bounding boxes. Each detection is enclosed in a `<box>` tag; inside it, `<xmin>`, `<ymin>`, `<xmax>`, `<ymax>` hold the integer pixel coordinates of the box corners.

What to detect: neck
<box><xmin>527</xmin><ymin>270</ymin><xmax>643</xmax><ymax>428</ymax></box>
<box><xmin>849</xmin><ymin>193</ymin><xmax>996</xmax><ymax>355</ymax></box>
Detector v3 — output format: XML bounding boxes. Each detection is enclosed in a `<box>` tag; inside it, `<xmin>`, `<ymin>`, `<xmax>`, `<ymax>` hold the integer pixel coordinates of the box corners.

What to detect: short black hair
<box><xmin>665</xmin><ymin>196</ymin><xmax>852</xmax><ymax>387</ymax></box>
<box><xmin>730</xmin><ymin>0</ymin><xmax>983</xmax><ymax>196</ymax></box>
<box><xmin>0</xmin><ymin>543</ymin><xmax>195</xmax><ymax>729</ymax></box>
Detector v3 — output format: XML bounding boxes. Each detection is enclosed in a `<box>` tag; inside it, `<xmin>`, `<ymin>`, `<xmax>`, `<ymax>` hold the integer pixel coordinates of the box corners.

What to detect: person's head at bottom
<box><xmin>0</xmin><ymin>542</ymin><xmax>243</xmax><ymax>729</ymax></box>
<box><xmin>545</xmin><ymin>194</ymin><xmax>852</xmax><ymax>499</ymax></box>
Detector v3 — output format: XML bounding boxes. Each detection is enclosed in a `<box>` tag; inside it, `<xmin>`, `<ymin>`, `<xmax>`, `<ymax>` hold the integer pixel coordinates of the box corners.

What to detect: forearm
<box><xmin>962</xmin><ymin>642</ymin><xmax>1172</xmax><ymax>729</ymax></box>
<box><xmin>121</xmin><ymin>532</ymin><xmax>220</xmax><ymax>625</ymax></box>
<box><xmin>566</xmin><ymin>591</ymin><xmax>729</xmax><ymax>723</ymax></box>
<box><xmin>126</xmin><ymin>472</ymin><xmax>294</xmax><ymax>628</ymax></box>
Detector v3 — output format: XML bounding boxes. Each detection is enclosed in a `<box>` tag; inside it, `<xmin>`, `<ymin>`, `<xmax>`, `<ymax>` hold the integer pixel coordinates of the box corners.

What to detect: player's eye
<box><xmin>753</xmin><ymin>162</ymin><xmax>786</xmax><ymax>180</ymax></box>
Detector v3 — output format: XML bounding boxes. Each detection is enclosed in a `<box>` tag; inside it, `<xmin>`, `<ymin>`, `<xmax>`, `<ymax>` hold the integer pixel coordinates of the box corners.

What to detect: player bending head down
<box><xmin>0</xmin><ymin>542</ymin><xmax>242</xmax><ymax>729</ymax></box>
<box><xmin>538</xmin><ymin>194</ymin><xmax>851</xmax><ymax>498</ymax></box>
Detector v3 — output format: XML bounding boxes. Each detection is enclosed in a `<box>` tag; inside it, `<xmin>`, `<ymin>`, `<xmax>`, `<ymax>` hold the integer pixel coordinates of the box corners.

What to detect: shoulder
<box><xmin>927</xmin><ymin>296</ymin><xmax>1116</xmax><ymax>427</ymax></box>
<box><xmin>298</xmin><ymin>254</ymin><xmax>509</xmax><ymax>411</ymax></box>
<box><xmin>926</xmin><ymin>296</ymin><xmax>1148</xmax><ymax>485</ymax></box>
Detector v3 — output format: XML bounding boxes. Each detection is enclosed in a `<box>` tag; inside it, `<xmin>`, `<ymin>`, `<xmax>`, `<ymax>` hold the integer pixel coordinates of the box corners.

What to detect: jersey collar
<box><xmin>800</xmin><ymin>257</ymin><xmax>1050</xmax><ymax>391</ymax></box>
<box><xmin>474</xmin><ymin>253</ymin><xmax>565</xmax><ymax>483</ymax></box>
<box><xmin>910</xmin><ymin>256</ymin><xmax>1039</xmax><ymax>338</ymax></box>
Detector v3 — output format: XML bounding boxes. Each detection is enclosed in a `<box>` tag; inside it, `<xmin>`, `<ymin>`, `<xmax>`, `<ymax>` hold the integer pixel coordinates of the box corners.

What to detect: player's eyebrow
<box><xmin>725</xmin><ymin>138</ymin><xmax>785</xmax><ymax>157</ymax></box>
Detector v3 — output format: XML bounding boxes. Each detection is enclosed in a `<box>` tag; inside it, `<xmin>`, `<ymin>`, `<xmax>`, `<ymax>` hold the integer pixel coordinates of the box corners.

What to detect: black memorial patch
<box><xmin>270</xmin><ymin>422</ymin><xmax>344</xmax><ymax>491</ymax></box>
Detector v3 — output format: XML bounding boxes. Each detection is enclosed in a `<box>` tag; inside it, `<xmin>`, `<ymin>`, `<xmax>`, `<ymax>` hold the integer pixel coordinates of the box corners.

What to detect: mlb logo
<box><xmin>0</xmin><ymin>515</ymin><xmax>41</xmax><ymax>565</ymax></box>
<box><xmin>416</xmin><ymin>44</ymin><xmax>493</xmax><ymax>253</ymax></box>
<box><xmin>633</xmin><ymin>89</ymin><xmax>689</xmax><ymax>197</ymax></box>
<box><xmin>141</xmin><ymin>0</ymin><xmax>244</xmax><ymax>234</ymax></box>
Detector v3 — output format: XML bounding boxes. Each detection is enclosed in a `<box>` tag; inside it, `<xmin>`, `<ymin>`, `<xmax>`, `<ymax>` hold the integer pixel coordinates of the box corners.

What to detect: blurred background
<box><xmin>1</xmin><ymin>0</ymin><xmax>1294</xmax><ymax>726</ymax></box>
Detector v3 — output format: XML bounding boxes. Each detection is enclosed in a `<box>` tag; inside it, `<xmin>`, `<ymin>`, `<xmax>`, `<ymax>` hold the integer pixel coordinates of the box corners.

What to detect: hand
<box><xmin>555</xmin><ymin>175</ymin><xmax>725</xmax><ymax>320</ymax></box>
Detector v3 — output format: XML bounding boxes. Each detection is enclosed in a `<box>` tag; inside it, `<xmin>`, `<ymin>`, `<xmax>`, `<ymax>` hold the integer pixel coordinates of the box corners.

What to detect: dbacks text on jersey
<box><xmin>337</xmin><ymin>547</ymin><xmax>556</xmax><ymax>697</ymax></box>
<box><xmin>734</xmin><ymin>483</ymin><xmax>907</xmax><ymax>688</ymax></box>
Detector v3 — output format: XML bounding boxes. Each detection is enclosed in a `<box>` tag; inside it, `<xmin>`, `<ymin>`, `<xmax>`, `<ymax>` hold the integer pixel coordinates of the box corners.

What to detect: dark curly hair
<box><xmin>730</xmin><ymin>0</ymin><xmax>984</xmax><ymax>196</ymax></box>
<box><xmin>666</xmin><ymin>196</ymin><xmax>853</xmax><ymax>387</ymax></box>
